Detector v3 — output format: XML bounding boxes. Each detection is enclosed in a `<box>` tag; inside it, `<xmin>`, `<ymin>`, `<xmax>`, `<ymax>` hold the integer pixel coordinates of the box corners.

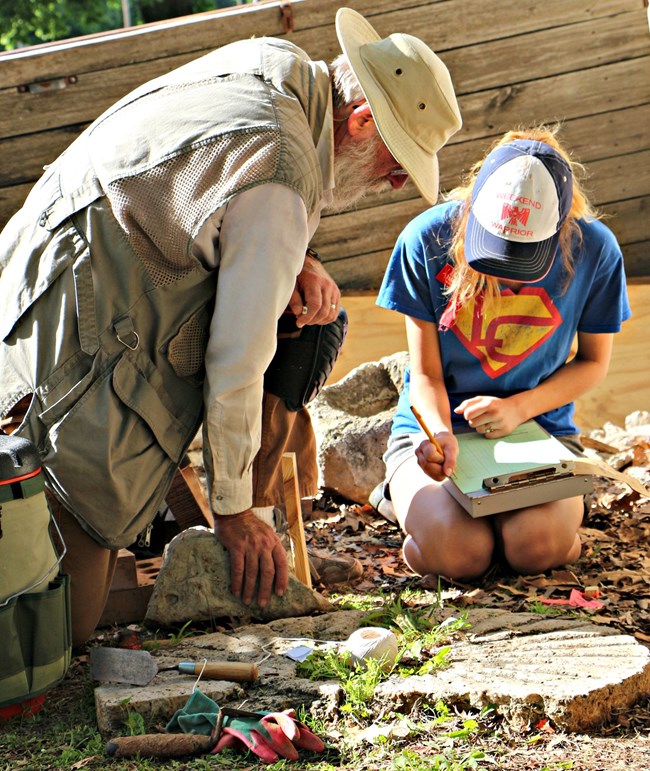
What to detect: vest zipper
<box><xmin>137</xmin><ymin>522</ymin><xmax>153</xmax><ymax>549</ymax></box>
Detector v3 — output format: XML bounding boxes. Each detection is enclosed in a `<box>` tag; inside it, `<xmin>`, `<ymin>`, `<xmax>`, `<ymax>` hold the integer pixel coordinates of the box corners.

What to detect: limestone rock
<box><xmin>374</xmin><ymin>609</ymin><xmax>650</xmax><ymax>732</ymax></box>
<box><xmin>309</xmin><ymin>351</ymin><xmax>409</xmax><ymax>504</ymax></box>
<box><xmin>95</xmin><ymin>679</ymin><xmax>243</xmax><ymax>737</ymax></box>
<box><xmin>144</xmin><ymin>527</ymin><xmax>332</xmax><ymax>627</ymax></box>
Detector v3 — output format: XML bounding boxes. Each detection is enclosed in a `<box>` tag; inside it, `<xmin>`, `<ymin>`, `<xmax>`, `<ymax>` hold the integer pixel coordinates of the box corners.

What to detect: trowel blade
<box><xmin>90</xmin><ymin>647</ymin><xmax>159</xmax><ymax>686</ymax></box>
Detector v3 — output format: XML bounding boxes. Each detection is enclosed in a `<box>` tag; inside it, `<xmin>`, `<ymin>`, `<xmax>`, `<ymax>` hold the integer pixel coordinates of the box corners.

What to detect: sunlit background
<box><xmin>1</xmin><ymin>0</ymin><xmax>258</xmax><ymax>51</ymax></box>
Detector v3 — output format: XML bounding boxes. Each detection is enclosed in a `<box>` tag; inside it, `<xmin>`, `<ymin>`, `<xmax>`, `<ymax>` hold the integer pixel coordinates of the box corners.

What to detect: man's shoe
<box><xmin>307</xmin><ymin>548</ymin><xmax>363</xmax><ymax>586</ymax></box>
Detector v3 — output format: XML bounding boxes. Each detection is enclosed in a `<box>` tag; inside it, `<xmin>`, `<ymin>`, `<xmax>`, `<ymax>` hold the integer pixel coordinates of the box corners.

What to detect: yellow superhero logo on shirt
<box><xmin>437</xmin><ymin>268</ymin><xmax>562</xmax><ymax>378</ymax></box>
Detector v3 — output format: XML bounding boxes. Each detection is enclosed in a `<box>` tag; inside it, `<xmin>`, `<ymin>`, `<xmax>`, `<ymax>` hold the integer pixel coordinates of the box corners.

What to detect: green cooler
<box><xmin>0</xmin><ymin>434</ymin><xmax>71</xmax><ymax>711</ymax></box>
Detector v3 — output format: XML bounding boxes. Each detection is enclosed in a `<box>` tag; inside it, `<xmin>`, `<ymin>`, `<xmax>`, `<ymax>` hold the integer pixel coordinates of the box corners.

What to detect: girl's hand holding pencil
<box><xmin>410</xmin><ymin>405</ymin><xmax>458</xmax><ymax>479</ymax></box>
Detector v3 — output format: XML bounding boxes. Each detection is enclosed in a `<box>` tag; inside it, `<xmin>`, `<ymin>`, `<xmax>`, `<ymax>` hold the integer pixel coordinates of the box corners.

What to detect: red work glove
<box><xmin>211</xmin><ymin>707</ymin><xmax>325</xmax><ymax>764</ymax></box>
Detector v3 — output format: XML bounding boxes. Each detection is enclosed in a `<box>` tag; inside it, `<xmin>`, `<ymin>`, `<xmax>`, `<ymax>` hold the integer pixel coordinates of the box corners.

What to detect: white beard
<box><xmin>325</xmin><ymin>133</ymin><xmax>392</xmax><ymax>213</ymax></box>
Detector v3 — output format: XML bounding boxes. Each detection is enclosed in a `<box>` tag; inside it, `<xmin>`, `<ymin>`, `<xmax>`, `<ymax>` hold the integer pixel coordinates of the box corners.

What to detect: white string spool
<box><xmin>344</xmin><ymin>627</ymin><xmax>399</xmax><ymax>671</ymax></box>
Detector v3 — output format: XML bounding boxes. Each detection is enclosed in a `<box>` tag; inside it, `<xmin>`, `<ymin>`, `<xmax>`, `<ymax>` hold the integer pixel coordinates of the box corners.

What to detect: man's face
<box><xmin>327</xmin><ymin>124</ymin><xmax>408</xmax><ymax>212</ymax></box>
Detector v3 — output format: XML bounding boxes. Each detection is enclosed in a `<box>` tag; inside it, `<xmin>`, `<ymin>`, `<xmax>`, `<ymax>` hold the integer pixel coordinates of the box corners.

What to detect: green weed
<box><xmin>297</xmin><ymin>602</ymin><xmax>469</xmax><ymax>721</ymax></box>
<box><xmin>527</xmin><ymin>600</ymin><xmax>581</xmax><ymax>617</ymax></box>
<box><xmin>391</xmin><ymin>747</ymin><xmax>490</xmax><ymax>770</ymax></box>
<box><xmin>119</xmin><ymin>697</ymin><xmax>147</xmax><ymax>735</ymax></box>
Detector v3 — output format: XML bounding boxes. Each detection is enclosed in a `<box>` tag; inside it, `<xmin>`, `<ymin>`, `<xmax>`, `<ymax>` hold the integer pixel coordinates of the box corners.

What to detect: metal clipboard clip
<box><xmin>483</xmin><ymin>461</ymin><xmax>576</xmax><ymax>491</ymax></box>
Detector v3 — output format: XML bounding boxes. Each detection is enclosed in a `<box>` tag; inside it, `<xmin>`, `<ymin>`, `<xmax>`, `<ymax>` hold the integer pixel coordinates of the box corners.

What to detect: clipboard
<box><xmin>442</xmin><ymin>420</ymin><xmax>593</xmax><ymax>517</ymax></box>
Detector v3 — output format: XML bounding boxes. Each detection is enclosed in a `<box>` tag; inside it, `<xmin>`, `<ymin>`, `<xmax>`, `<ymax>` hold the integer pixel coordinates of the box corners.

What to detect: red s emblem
<box><xmin>436</xmin><ymin>268</ymin><xmax>561</xmax><ymax>378</ymax></box>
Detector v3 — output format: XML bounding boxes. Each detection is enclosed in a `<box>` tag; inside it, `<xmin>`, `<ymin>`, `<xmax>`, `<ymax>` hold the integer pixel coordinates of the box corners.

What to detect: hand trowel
<box><xmin>89</xmin><ymin>647</ymin><xmax>258</xmax><ymax>686</ymax></box>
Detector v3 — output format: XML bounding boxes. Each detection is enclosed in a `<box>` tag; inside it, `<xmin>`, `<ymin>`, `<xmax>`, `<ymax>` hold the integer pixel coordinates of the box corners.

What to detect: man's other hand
<box><xmin>214</xmin><ymin>510</ymin><xmax>289</xmax><ymax>607</ymax></box>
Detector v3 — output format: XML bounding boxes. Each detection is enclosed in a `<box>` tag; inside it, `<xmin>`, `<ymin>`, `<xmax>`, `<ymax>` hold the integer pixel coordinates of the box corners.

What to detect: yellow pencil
<box><xmin>410</xmin><ymin>405</ymin><xmax>444</xmax><ymax>456</ymax></box>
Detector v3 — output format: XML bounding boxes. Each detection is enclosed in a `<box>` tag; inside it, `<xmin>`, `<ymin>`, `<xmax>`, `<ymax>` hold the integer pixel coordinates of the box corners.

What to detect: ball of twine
<box><xmin>344</xmin><ymin>627</ymin><xmax>399</xmax><ymax>671</ymax></box>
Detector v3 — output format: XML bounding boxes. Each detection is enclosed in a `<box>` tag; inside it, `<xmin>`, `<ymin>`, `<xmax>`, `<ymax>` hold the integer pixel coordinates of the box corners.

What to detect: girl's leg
<box><xmin>494</xmin><ymin>496</ymin><xmax>584</xmax><ymax>574</ymax></box>
<box><xmin>389</xmin><ymin>455</ymin><xmax>495</xmax><ymax>579</ymax></box>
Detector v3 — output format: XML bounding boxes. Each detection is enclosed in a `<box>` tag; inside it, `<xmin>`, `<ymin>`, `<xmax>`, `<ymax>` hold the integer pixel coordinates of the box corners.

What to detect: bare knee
<box><xmin>389</xmin><ymin>460</ymin><xmax>495</xmax><ymax>580</ymax></box>
<box><xmin>404</xmin><ymin>525</ymin><xmax>494</xmax><ymax>579</ymax></box>
<box><xmin>500</xmin><ymin>506</ymin><xmax>582</xmax><ymax>573</ymax></box>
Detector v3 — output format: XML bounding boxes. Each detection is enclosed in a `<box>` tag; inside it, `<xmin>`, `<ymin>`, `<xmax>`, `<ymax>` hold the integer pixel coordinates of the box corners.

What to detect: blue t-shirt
<box><xmin>377</xmin><ymin>201</ymin><xmax>632</xmax><ymax>437</ymax></box>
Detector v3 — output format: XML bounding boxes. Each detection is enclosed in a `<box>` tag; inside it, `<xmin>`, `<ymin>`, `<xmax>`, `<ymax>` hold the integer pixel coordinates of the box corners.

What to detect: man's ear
<box><xmin>346</xmin><ymin>103</ymin><xmax>376</xmax><ymax>140</ymax></box>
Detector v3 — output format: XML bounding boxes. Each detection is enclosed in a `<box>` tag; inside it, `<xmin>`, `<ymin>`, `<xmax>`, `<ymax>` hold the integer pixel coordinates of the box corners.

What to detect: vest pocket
<box><xmin>166</xmin><ymin>305</ymin><xmax>211</xmax><ymax>380</ymax></box>
<box><xmin>41</xmin><ymin>352</ymin><xmax>201</xmax><ymax>549</ymax></box>
<box><xmin>112</xmin><ymin>352</ymin><xmax>194</xmax><ymax>464</ymax></box>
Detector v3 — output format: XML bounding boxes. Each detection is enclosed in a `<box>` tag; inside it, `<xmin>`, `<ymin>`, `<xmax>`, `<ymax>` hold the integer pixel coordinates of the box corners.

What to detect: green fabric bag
<box><xmin>0</xmin><ymin>434</ymin><xmax>72</xmax><ymax>708</ymax></box>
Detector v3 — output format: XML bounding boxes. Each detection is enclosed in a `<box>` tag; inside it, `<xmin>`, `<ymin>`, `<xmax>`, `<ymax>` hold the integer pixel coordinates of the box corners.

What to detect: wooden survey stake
<box><xmin>281</xmin><ymin>452</ymin><xmax>312</xmax><ymax>588</ymax></box>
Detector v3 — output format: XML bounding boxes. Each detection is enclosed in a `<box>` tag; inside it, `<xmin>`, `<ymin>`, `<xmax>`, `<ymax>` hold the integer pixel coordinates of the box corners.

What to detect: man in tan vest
<box><xmin>0</xmin><ymin>8</ymin><xmax>461</xmax><ymax>645</ymax></box>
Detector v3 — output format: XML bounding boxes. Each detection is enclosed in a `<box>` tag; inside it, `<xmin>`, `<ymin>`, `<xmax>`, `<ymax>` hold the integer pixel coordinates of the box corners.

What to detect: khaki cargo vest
<box><xmin>0</xmin><ymin>38</ymin><xmax>331</xmax><ymax>549</ymax></box>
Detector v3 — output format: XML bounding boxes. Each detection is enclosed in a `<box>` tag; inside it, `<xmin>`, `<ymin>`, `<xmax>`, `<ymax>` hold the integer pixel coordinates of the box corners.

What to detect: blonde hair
<box><xmin>444</xmin><ymin>125</ymin><xmax>598</xmax><ymax>309</ymax></box>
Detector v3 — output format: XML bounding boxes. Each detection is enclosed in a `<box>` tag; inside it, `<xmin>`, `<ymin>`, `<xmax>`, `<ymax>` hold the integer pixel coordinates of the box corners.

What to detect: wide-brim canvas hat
<box><xmin>465</xmin><ymin>139</ymin><xmax>573</xmax><ymax>283</ymax></box>
<box><xmin>335</xmin><ymin>7</ymin><xmax>462</xmax><ymax>204</ymax></box>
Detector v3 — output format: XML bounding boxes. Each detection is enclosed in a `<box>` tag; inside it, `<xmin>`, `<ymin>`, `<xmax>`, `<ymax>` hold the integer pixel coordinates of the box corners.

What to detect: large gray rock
<box><xmin>144</xmin><ymin>527</ymin><xmax>332</xmax><ymax>627</ymax></box>
<box><xmin>374</xmin><ymin>608</ymin><xmax>650</xmax><ymax>732</ymax></box>
<box><xmin>309</xmin><ymin>351</ymin><xmax>409</xmax><ymax>504</ymax></box>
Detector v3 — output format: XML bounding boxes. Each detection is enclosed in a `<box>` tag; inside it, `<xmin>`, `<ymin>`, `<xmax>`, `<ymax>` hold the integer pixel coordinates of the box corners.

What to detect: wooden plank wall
<box><xmin>1</xmin><ymin>0</ymin><xmax>648</xmax><ymax>285</ymax></box>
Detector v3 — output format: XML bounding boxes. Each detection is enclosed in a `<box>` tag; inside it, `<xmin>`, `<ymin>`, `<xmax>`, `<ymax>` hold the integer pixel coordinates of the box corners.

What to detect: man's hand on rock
<box><xmin>214</xmin><ymin>510</ymin><xmax>288</xmax><ymax>608</ymax></box>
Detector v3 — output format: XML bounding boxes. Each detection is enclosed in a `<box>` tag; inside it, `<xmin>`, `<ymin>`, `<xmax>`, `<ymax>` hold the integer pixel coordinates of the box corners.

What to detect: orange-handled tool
<box><xmin>90</xmin><ymin>647</ymin><xmax>259</xmax><ymax>686</ymax></box>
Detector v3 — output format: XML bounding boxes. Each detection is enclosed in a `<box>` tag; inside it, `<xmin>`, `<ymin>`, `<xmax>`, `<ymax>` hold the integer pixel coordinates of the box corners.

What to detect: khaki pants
<box><xmin>252</xmin><ymin>392</ymin><xmax>318</xmax><ymax>507</ymax></box>
<box><xmin>45</xmin><ymin>392</ymin><xmax>317</xmax><ymax>646</ymax></box>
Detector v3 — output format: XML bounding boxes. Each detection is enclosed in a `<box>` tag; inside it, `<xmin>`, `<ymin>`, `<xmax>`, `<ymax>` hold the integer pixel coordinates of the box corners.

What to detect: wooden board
<box><xmin>331</xmin><ymin>285</ymin><xmax>649</xmax><ymax>432</ymax></box>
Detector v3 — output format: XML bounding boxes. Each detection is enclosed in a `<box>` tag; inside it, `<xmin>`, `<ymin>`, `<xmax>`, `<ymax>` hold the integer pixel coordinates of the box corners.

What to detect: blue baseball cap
<box><xmin>465</xmin><ymin>139</ymin><xmax>573</xmax><ymax>283</ymax></box>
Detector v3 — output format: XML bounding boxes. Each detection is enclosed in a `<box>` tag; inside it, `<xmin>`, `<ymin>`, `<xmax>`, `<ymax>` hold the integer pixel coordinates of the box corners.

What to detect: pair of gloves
<box><xmin>212</xmin><ymin>706</ymin><xmax>325</xmax><ymax>763</ymax></box>
<box><xmin>166</xmin><ymin>690</ymin><xmax>325</xmax><ymax>764</ymax></box>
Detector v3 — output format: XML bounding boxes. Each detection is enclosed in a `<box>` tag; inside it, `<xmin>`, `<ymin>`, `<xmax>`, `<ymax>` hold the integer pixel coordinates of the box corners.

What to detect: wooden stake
<box><xmin>281</xmin><ymin>452</ymin><xmax>312</xmax><ymax>588</ymax></box>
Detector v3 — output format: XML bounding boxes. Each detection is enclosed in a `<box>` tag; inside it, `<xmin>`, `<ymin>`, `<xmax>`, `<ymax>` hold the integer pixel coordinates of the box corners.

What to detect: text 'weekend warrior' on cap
<box><xmin>335</xmin><ymin>7</ymin><xmax>462</xmax><ymax>205</ymax></box>
<box><xmin>465</xmin><ymin>139</ymin><xmax>574</xmax><ymax>283</ymax></box>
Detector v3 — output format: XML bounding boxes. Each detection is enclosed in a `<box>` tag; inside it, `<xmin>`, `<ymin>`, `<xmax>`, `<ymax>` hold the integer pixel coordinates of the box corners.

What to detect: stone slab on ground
<box><xmin>144</xmin><ymin>527</ymin><xmax>332</xmax><ymax>627</ymax></box>
<box><xmin>94</xmin><ymin>608</ymin><xmax>650</xmax><ymax>737</ymax></box>
<box><xmin>376</xmin><ymin>608</ymin><xmax>650</xmax><ymax>732</ymax></box>
<box><xmin>95</xmin><ymin>679</ymin><xmax>244</xmax><ymax>737</ymax></box>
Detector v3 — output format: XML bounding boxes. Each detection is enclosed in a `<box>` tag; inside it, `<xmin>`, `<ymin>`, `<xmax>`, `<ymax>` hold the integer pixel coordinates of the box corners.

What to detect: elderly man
<box><xmin>0</xmin><ymin>7</ymin><xmax>462</xmax><ymax>644</ymax></box>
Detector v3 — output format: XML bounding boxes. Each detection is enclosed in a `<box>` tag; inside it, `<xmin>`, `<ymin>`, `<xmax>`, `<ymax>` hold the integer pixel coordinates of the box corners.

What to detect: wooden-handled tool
<box><xmin>90</xmin><ymin>647</ymin><xmax>259</xmax><ymax>686</ymax></box>
<box><xmin>176</xmin><ymin>660</ymin><xmax>258</xmax><ymax>682</ymax></box>
<box><xmin>106</xmin><ymin>733</ymin><xmax>214</xmax><ymax>758</ymax></box>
